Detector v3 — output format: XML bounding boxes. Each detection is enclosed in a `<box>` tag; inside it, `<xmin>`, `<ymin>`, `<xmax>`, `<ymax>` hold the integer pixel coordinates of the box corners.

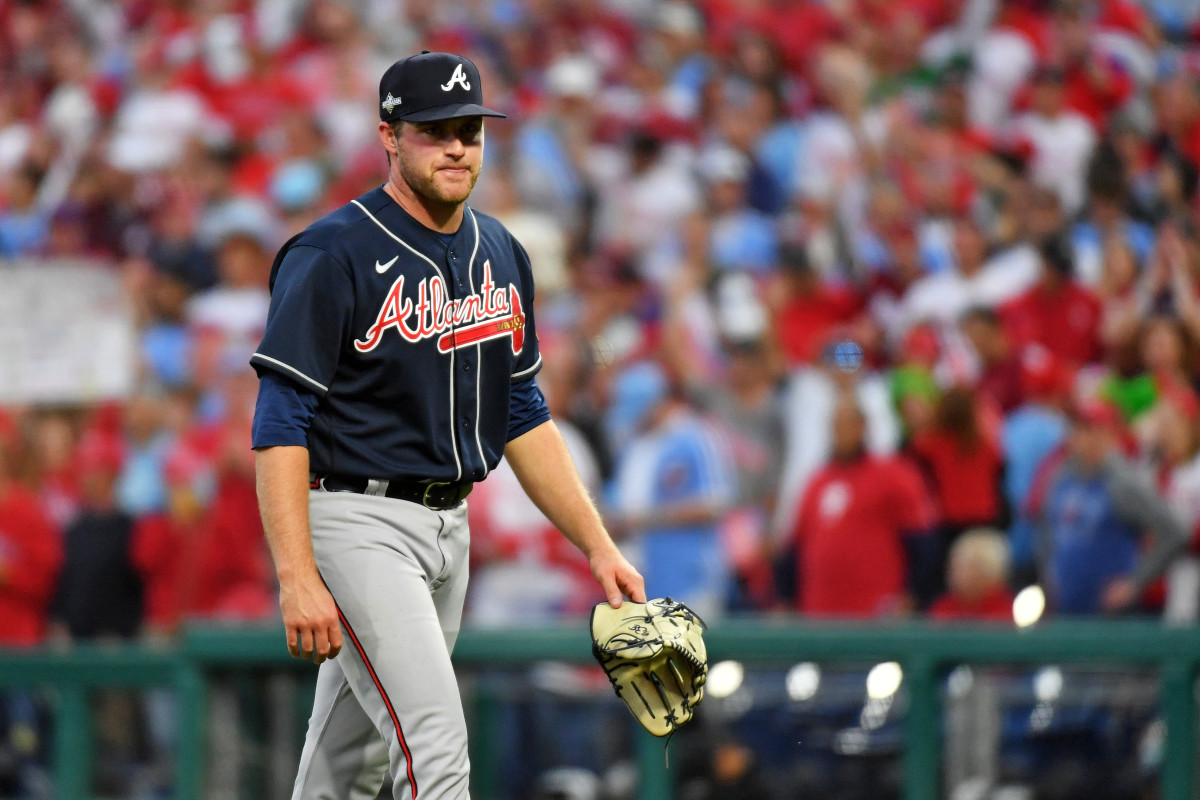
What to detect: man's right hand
<box><xmin>279</xmin><ymin>571</ymin><xmax>343</xmax><ymax>664</ymax></box>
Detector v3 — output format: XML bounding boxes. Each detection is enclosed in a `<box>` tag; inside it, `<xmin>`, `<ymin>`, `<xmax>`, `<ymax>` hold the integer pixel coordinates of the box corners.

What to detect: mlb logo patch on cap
<box><xmin>378</xmin><ymin>51</ymin><xmax>507</xmax><ymax>122</ymax></box>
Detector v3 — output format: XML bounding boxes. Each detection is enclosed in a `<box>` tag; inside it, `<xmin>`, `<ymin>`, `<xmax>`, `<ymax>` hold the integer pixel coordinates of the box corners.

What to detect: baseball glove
<box><xmin>590</xmin><ymin>597</ymin><xmax>708</xmax><ymax>737</ymax></box>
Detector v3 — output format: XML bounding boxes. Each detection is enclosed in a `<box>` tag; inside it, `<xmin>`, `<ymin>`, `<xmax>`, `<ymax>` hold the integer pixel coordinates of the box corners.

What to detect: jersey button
<box><xmin>462</xmin><ymin>362</ymin><xmax>470</xmax><ymax>371</ymax></box>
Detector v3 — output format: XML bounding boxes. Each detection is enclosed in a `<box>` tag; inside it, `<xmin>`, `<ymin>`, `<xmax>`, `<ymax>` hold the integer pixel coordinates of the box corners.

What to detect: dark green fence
<box><xmin>1</xmin><ymin>619</ymin><xmax>1197</xmax><ymax>799</ymax></box>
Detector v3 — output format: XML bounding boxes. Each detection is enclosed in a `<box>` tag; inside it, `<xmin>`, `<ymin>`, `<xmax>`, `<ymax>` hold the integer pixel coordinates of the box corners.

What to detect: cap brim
<box><xmin>392</xmin><ymin>103</ymin><xmax>507</xmax><ymax>122</ymax></box>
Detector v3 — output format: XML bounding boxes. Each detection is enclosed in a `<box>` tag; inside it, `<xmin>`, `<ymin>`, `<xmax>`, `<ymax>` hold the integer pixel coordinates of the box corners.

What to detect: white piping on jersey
<box><xmin>466</xmin><ymin>208</ymin><xmax>488</xmax><ymax>479</ymax></box>
<box><xmin>353</xmin><ymin>197</ymin><xmax>463</xmax><ymax>482</ymax></box>
<box><xmin>352</xmin><ymin>199</ymin><xmax>441</xmax><ymax>272</ymax></box>
<box><xmin>512</xmin><ymin>354</ymin><xmax>542</xmax><ymax>380</ymax></box>
<box><xmin>251</xmin><ymin>353</ymin><xmax>329</xmax><ymax>393</ymax></box>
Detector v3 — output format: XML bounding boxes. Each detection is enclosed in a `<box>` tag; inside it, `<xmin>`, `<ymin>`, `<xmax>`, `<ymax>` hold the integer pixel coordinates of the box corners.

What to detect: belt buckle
<box><xmin>422</xmin><ymin>481</ymin><xmax>454</xmax><ymax>510</ymax></box>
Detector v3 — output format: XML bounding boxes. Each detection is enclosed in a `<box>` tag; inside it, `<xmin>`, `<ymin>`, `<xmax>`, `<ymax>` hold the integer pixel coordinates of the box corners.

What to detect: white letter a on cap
<box><xmin>441</xmin><ymin>63</ymin><xmax>471</xmax><ymax>92</ymax></box>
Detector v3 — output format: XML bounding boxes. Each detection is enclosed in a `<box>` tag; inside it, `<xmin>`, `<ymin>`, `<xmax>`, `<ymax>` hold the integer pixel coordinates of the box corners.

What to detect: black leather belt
<box><xmin>311</xmin><ymin>474</ymin><xmax>473</xmax><ymax>510</ymax></box>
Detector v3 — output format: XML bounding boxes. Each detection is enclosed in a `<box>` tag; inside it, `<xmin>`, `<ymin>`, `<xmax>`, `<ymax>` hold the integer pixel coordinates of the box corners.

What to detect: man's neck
<box><xmin>384</xmin><ymin>179</ymin><xmax>463</xmax><ymax>234</ymax></box>
<box><xmin>832</xmin><ymin>446</ymin><xmax>866</xmax><ymax>465</ymax></box>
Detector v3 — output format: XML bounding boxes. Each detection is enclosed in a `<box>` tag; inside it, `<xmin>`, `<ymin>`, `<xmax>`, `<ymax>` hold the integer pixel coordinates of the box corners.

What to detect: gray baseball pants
<box><xmin>291</xmin><ymin>490</ymin><xmax>472</xmax><ymax>800</ymax></box>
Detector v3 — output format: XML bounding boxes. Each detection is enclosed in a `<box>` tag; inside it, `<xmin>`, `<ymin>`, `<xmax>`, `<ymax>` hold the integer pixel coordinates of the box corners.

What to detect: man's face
<box><xmin>388</xmin><ymin>116</ymin><xmax>485</xmax><ymax>207</ymax></box>
<box><xmin>952</xmin><ymin>218</ymin><xmax>986</xmax><ymax>274</ymax></box>
<box><xmin>831</xmin><ymin>403</ymin><xmax>865</xmax><ymax>459</ymax></box>
<box><xmin>962</xmin><ymin>317</ymin><xmax>996</xmax><ymax>361</ymax></box>
<box><xmin>1070</xmin><ymin>423</ymin><xmax>1112</xmax><ymax>467</ymax></box>
<box><xmin>1033</xmin><ymin>79</ymin><xmax>1065</xmax><ymax>117</ymax></box>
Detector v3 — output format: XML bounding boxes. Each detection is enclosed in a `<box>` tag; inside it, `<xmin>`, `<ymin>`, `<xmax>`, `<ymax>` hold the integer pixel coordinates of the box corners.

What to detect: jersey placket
<box><xmin>446</xmin><ymin>242</ymin><xmax>482</xmax><ymax>481</ymax></box>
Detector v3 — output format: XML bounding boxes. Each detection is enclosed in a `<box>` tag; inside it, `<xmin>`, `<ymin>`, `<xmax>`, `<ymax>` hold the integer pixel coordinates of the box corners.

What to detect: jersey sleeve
<box><xmin>251</xmin><ymin>245</ymin><xmax>354</xmax><ymax>395</ymax></box>
<box><xmin>509</xmin><ymin>238</ymin><xmax>542</xmax><ymax>383</ymax></box>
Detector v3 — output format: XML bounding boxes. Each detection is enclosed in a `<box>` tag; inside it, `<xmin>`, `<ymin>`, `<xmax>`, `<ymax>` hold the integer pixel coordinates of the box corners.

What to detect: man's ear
<box><xmin>379</xmin><ymin>121</ymin><xmax>399</xmax><ymax>155</ymax></box>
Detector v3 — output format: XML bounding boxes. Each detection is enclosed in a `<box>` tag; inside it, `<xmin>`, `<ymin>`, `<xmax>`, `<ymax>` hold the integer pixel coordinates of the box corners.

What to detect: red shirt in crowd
<box><xmin>776</xmin><ymin>285</ymin><xmax>862</xmax><ymax>366</ymax></box>
<box><xmin>791</xmin><ymin>454</ymin><xmax>933</xmax><ymax>617</ymax></box>
<box><xmin>977</xmin><ymin>355</ymin><xmax>1026</xmax><ymax>415</ymax></box>
<box><xmin>0</xmin><ymin>484</ymin><xmax>62</xmax><ymax>646</ymax></box>
<box><xmin>1060</xmin><ymin>59</ymin><xmax>1135</xmax><ymax>128</ymax></box>
<box><xmin>1002</xmin><ymin>283</ymin><xmax>1103</xmax><ymax>368</ymax></box>
<box><xmin>912</xmin><ymin>431</ymin><xmax>1003</xmax><ymax>526</ymax></box>
<box><xmin>701</xmin><ymin>0</ymin><xmax>842</xmax><ymax>76</ymax></box>
<box><xmin>131</xmin><ymin>475</ymin><xmax>273</xmax><ymax>630</ymax></box>
<box><xmin>929</xmin><ymin>586</ymin><xmax>1015</xmax><ymax>621</ymax></box>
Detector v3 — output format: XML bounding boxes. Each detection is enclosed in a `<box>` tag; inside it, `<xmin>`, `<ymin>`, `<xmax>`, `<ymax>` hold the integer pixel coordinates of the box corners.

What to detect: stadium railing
<box><xmin>1</xmin><ymin>619</ymin><xmax>1196</xmax><ymax>800</ymax></box>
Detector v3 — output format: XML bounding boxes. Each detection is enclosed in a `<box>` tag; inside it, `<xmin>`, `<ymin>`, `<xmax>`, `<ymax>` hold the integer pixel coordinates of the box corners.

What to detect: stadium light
<box><xmin>1033</xmin><ymin>666</ymin><xmax>1063</xmax><ymax>703</ymax></box>
<box><xmin>1013</xmin><ymin>585</ymin><xmax>1046</xmax><ymax>628</ymax></box>
<box><xmin>865</xmin><ymin>662</ymin><xmax>903</xmax><ymax>700</ymax></box>
<box><xmin>786</xmin><ymin>662</ymin><xmax>821</xmax><ymax>702</ymax></box>
<box><xmin>707</xmin><ymin>660</ymin><xmax>745</xmax><ymax>699</ymax></box>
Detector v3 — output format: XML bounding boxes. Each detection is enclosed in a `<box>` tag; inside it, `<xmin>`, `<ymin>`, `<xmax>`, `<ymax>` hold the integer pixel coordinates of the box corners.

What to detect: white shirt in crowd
<box><xmin>1015</xmin><ymin>110</ymin><xmax>1098</xmax><ymax>216</ymax></box>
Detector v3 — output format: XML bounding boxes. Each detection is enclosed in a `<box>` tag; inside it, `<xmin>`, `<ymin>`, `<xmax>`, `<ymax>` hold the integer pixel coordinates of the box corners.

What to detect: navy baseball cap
<box><xmin>379</xmin><ymin>51</ymin><xmax>507</xmax><ymax>122</ymax></box>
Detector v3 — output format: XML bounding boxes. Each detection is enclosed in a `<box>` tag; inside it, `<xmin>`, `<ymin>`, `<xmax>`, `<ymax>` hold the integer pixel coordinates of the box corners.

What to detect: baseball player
<box><xmin>250</xmin><ymin>51</ymin><xmax>645</xmax><ymax>800</ymax></box>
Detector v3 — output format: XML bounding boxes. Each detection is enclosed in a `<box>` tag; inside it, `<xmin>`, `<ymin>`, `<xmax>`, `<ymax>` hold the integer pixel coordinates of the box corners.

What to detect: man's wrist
<box><xmin>275</xmin><ymin>558</ymin><xmax>320</xmax><ymax>584</ymax></box>
<box><xmin>585</xmin><ymin>536</ymin><xmax>621</xmax><ymax>562</ymax></box>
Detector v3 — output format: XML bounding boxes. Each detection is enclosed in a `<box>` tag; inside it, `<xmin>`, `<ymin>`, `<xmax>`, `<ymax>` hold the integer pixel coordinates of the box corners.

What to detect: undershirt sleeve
<box><xmin>251</xmin><ymin>370</ymin><xmax>322</xmax><ymax>449</ymax></box>
<box><xmin>507</xmin><ymin>378</ymin><xmax>551</xmax><ymax>441</ymax></box>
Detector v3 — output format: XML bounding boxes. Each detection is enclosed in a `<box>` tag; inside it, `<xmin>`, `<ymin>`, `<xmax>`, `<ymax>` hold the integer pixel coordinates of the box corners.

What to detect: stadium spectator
<box><xmin>663</xmin><ymin>269</ymin><xmax>785</xmax><ymax>608</ymax></box>
<box><xmin>0</xmin><ymin>419</ymin><xmax>61</xmax><ymax>647</ymax></box>
<box><xmin>186</xmin><ymin>230</ymin><xmax>272</xmax><ymax>394</ymax></box>
<box><xmin>1102</xmin><ymin>314</ymin><xmax>1197</xmax><ymax>433</ymax></box>
<box><xmin>1035</xmin><ymin>399</ymin><xmax>1187</xmax><ymax>615</ymax></box>
<box><xmin>513</xmin><ymin>54</ymin><xmax>603</xmax><ymax>237</ymax></box>
<box><xmin>30</xmin><ymin>412</ymin><xmax>82</xmax><ymax>530</ymax></box>
<box><xmin>679</xmin><ymin>738</ymin><xmax>772</xmax><ymax>800</ymax></box>
<box><xmin>961</xmin><ymin>306</ymin><xmax>1026</xmax><ymax>415</ymax></box>
<box><xmin>1004</xmin><ymin>347</ymin><xmax>1070</xmax><ymax>586</ymax></box>
<box><xmin>788</xmin><ymin>397</ymin><xmax>933</xmax><ymax>617</ymax></box>
<box><xmin>911</xmin><ymin>385</ymin><xmax>1004</xmax><ymax>605</ymax></box>
<box><xmin>0</xmin><ymin>408</ymin><xmax>60</xmax><ymax>793</ymax></box>
<box><xmin>0</xmin><ymin>164</ymin><xmax>48</xmax><ymax>256</ymax></box>
<box><xmin>51</xmin><ymin>432</ymin><xmax>142</xmax><ymax>640</ymax></box>
<box><xmin>1002</xmin><ymin>234</ymin><xmax>1103</xmax><ymax>369</ymax></box>
<box><xmin>115</xmin><ymin>387</ymin><xmax>172</xmax><ymax>516</ymax></box>
<box><xmin>773</xmin><ymin>243</ymin><xmax>862</xmax><ymax>367</ymax></box>
<box><xmin>1013</xmin><ymin>64</ymin><xmax>1098</xmax><ymax>216</ymax></box>
<box><xmin>1097</xmin><ymin>232</ymin><xmax>1147</xmax><ymax>357</ymax></box>
<box><xmin>131</xmin><ymin>443</ymin><xmax>272</xmax><ymax>635</ymax></box>
<box><xmin>775</xmin><ymin>331</ymin><xmax>901</xmax><ymax>542</ymax></box>
<box><xmin>890</xmin><ymin>324</ymin><xmax>942</xmax><ymax>444</ymax></box>
<box><xmin>693</xmin><ymin>144</ymin><xmax>778</xmax><ymax>275</ymax></box>
<box><xmin>1072</xmin><ymin>148</ymin><xmax>1155</xmax><ymax>286</ymax></box>
<box><xmin>606</xmin><ymin>361</ymin><xmax>736</xmax><ymax>619</ymax></box>
<box><xmin>594</xmin><ymin>121</ymin><xmax>702</xmax><ymax>288</ymax></box>
<box><xmin>930</xmin><ymin>528</ymin><xmax>1015</xmax><ymax>621</ymax></box>
<box><xmin>1152</xmin><ymin>392</ymin><xmax>1200</xmax><ymax>622</ymax></box>
<box><xmin>901</xmin><ymin>214</ymin><xmax>1037</xmax><ymax>341</ymax></box>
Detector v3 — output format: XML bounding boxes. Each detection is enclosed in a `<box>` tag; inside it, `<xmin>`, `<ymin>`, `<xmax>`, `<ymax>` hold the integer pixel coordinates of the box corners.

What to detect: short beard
<box><xmin>400</xmin><ymin>155</ymin><xmax>478</xmax><ymax>207</ymax></box>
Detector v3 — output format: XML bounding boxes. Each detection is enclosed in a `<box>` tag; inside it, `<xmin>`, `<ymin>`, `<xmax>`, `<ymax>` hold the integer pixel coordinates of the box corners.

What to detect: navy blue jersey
<box><xmin>251</xmin><ymin>186</ymin><xmax>542</xmax><ymax>482</ymax></box>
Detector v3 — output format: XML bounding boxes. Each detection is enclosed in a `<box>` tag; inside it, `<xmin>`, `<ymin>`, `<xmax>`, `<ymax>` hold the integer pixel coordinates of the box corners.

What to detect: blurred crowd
<box><xmin>4</xmin><ymin>0</ymin><xmax>1200</xmax><ymax>662</ymax></box>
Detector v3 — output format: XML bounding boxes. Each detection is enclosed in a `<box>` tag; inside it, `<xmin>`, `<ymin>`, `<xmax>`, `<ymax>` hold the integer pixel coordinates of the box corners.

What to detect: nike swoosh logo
<box><xmin>375</xmin><ymin>256</ymin><xmax>399</xmax><ymax>274</ymax></box>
